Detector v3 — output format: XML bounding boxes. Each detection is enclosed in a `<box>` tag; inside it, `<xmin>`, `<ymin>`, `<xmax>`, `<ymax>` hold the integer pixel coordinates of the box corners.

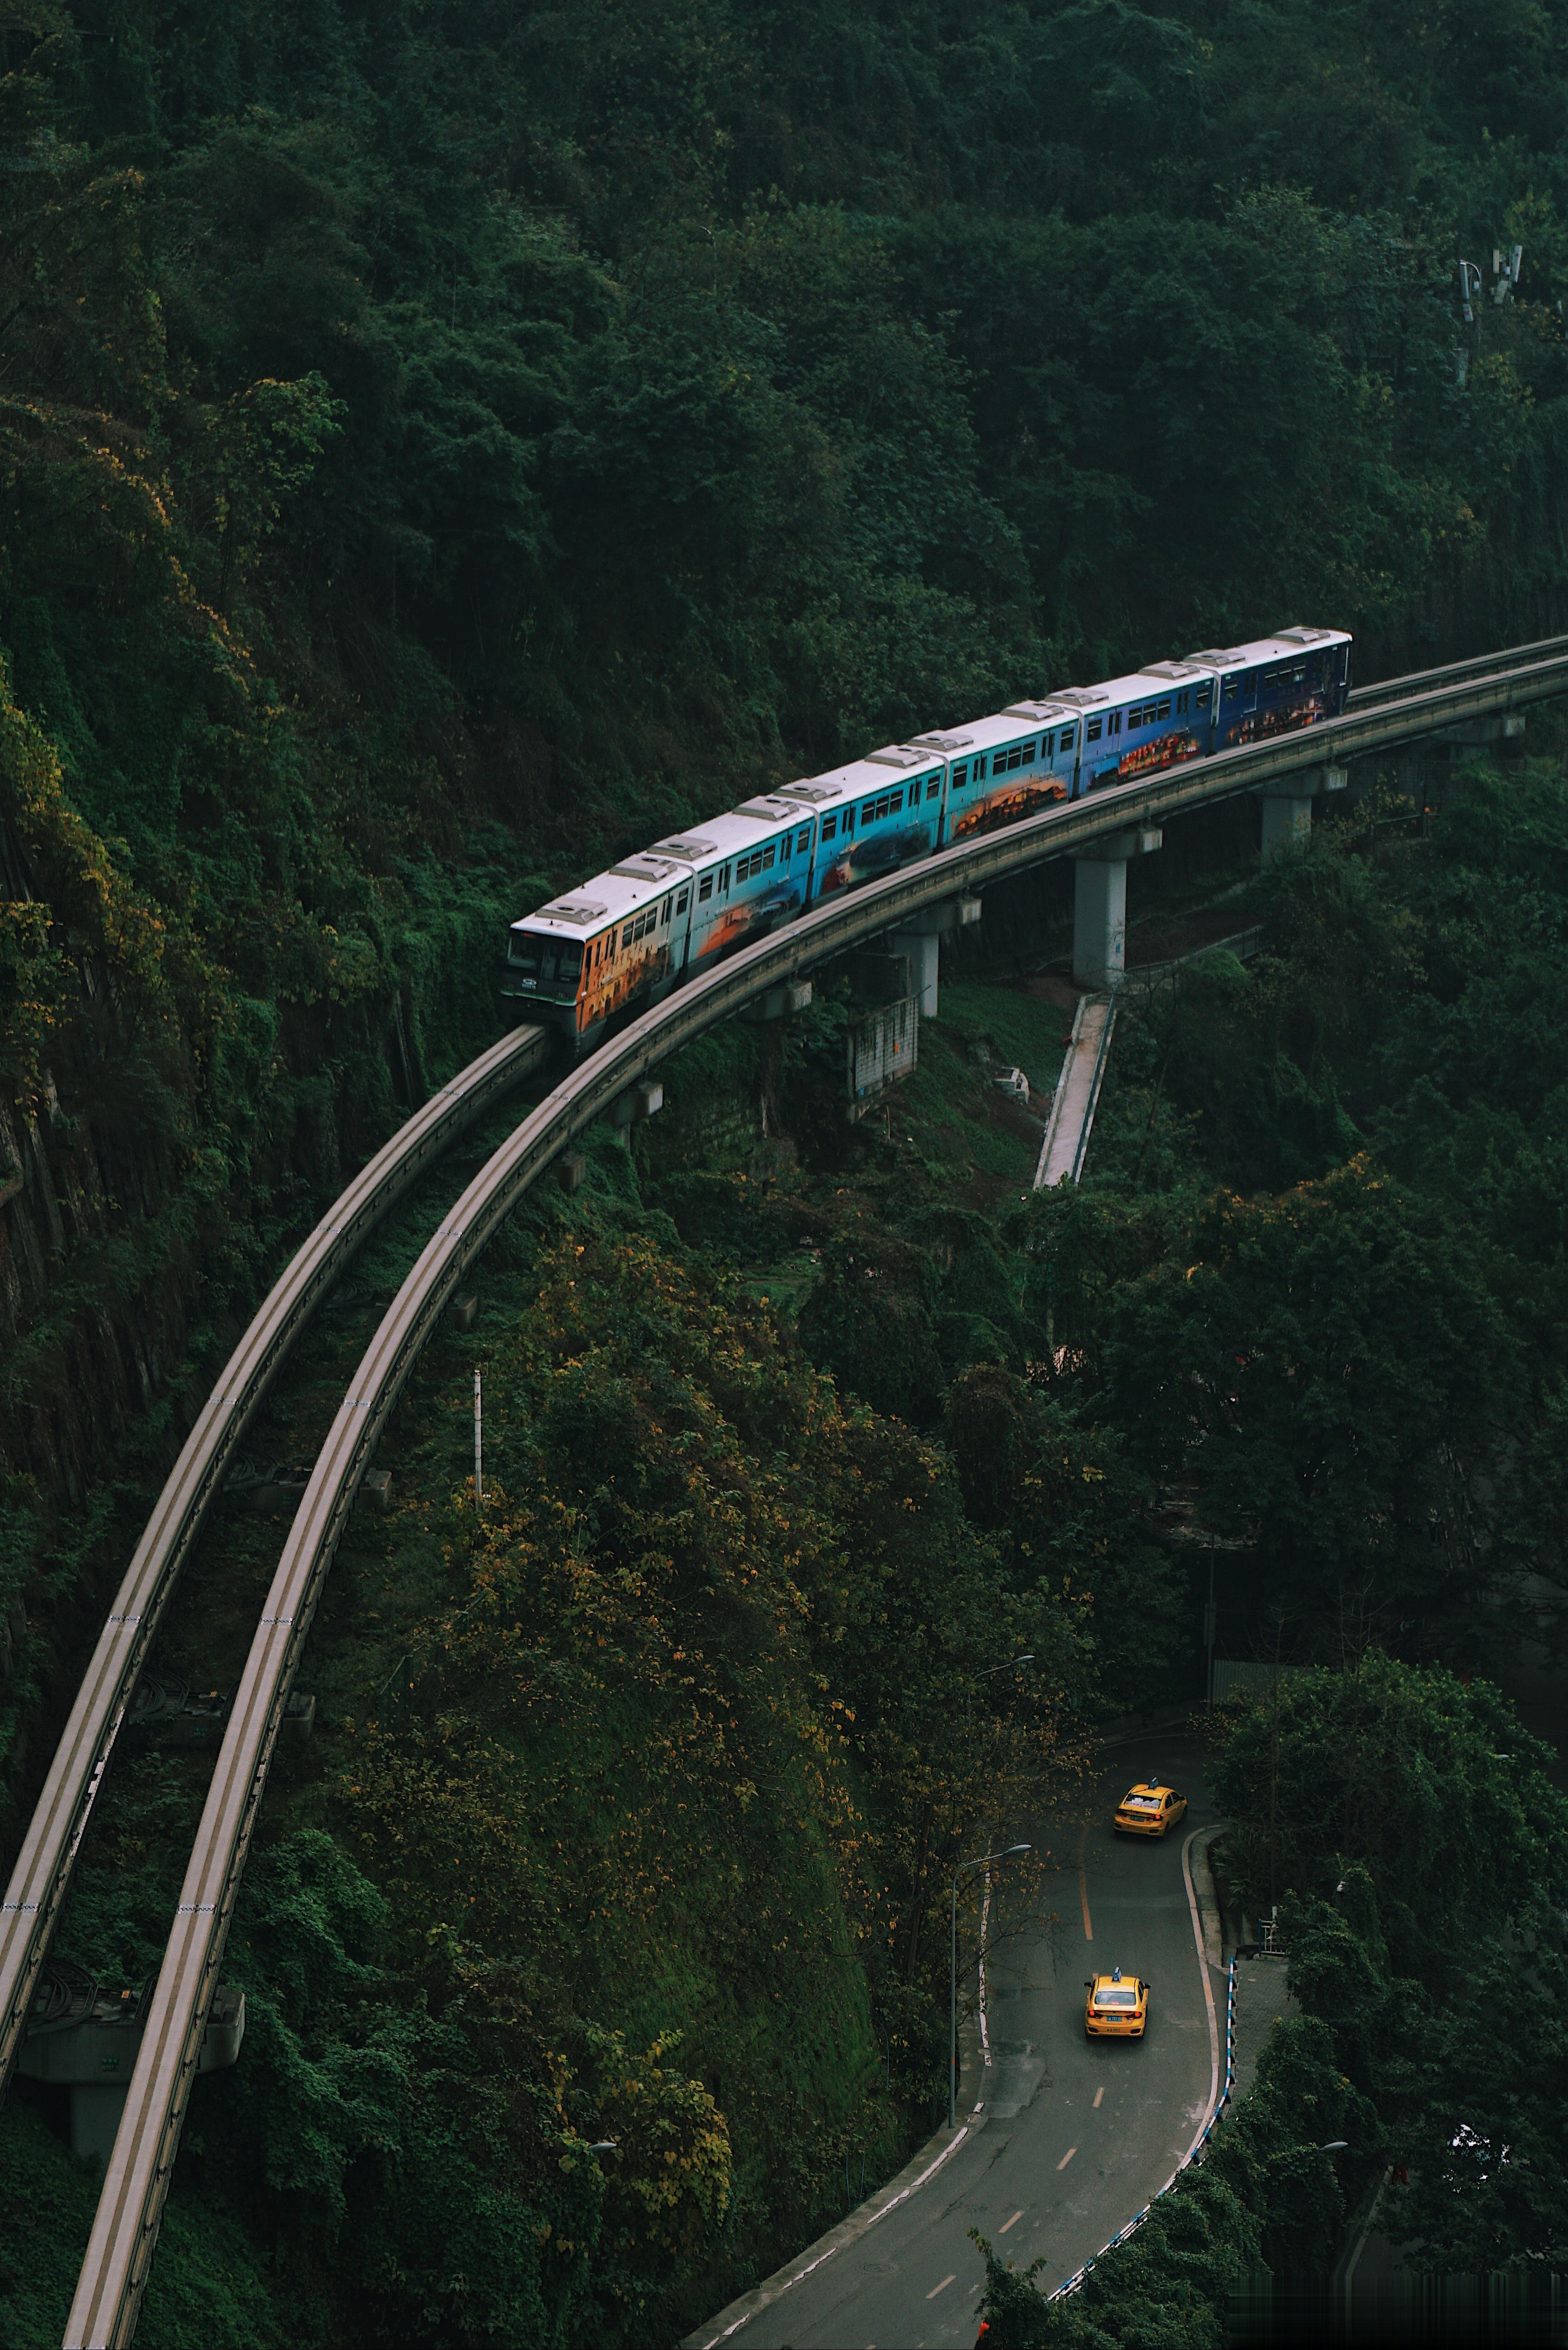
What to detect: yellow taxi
<box><xmin>1084</xmin><ymin>1967</ymin><xmax>1150</xmax><ymax>2039</ymax></box>
<box><xmin>1114</xmin><ymin>1780</ymin><xmax>1188</xmax><ymax>1838</ymax></box>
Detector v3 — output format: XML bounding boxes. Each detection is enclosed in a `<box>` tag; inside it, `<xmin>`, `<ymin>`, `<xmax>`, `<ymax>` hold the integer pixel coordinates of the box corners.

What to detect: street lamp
<box><xmin>950</xmin><ymin>1844</ymin><xmax>1032</xmax><ymax>2129</ymax></box>
<box><xmin>977</xmin><ymin>1653</ymin><xmax>1035</xmax><ymax>1677</ymax></box>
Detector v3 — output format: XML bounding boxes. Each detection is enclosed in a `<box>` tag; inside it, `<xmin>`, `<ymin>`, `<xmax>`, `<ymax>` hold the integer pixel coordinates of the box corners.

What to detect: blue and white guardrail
<box><xmin>1051</xmin><ymin>1952</ymin><xmax>1239</xmax><ymax>2300</ymax></box>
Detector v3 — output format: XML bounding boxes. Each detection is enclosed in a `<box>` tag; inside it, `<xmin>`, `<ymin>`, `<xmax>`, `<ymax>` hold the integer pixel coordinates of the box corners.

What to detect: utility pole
<box><xmin>474</xmin><ymin>1368</ymin><xmax>483</xmax><ymax>1512</ymax></box>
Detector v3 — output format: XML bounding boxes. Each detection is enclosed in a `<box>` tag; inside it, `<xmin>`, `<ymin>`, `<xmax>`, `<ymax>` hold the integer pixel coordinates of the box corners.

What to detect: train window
<box><xmin>510</xmin><ymin>931</ymin><xmax>581</xmax><ymax>987</ymax></box>
<box><xmin>797</xmin><ymin>827</ymin><xmax>811</xmax><ymax>850</ymax></box>
<box><xmin>1176</xmin><ymin>692</ymin><xmax>1189</xmax><ymax>715</ymax></box>
<box><xmin>1157</xmin><ymin>699</ymin><xmax>1171</xmax><ymax>721</ymax></box>
<box><xmin>676</xmin><ymin>889</ymin><xmax>689</xmax><ymax>913</ymax></box>
<box><xmin>951</xmin><ymin>764</ymin><xmax>967</xmax><ymax>789</ymax></box>
<box><xmin>1222</xmin><ymin>677</ymin><xmax>1240</xmax><ymax>701</ymax></box>
<box><xmin>779</xmin><ymin>834</ymin><xmax>791</xmax><ymax>862</ymax></box>
<box><xmin>1194</xmin><ymin>685</ymin><xmax>1211</xmax><ymax>708</ymax></box>
<box><xmin>660</xmin><ymin>898</ymin><xmax>671</xmax><ymax>925</ymax></box>
<box><xmin>1060</xmin><ymin>725</ymin><xmax>1075</xmax><ymax>749</ymax></box>
<box><xmin>974</xmin><ymin>755</ymin><xmax>988</xmax><ymax>779</ymax></box>
<box><xmin>1086</xmin><ymin>719</ymin><xmax>1103</xmax><ymax>742</ymax></box>
<box><xmin>821</xmin><ymin>816</ymin><xmax>837</xmax><ymax>841</ymax></box>
<box><xmin>1110</xmin><ymin>711</ymin><xmax>1122</xmax><ymax>734</ymax></box>
<box><xmin>927</xmin><ymin>776</ymin><xmax>940</xmax><ymax>799</ymax></box>
<box><xmin>698</xmin><ymin>875</ymin><xmax>714</xmax><ymax>900</ymax></box>
<box><xmin>841</xmin><ymin>809</ymin><xmax>854</xmax><ymax>835</ymax></box>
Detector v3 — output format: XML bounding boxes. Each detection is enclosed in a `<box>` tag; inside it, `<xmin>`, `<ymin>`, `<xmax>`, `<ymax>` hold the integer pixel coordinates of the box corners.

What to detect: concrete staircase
<box><xmin>1035</xmin><ymin>993</ymin><xmax>1117</xmax><ymax>1187</ymax></box>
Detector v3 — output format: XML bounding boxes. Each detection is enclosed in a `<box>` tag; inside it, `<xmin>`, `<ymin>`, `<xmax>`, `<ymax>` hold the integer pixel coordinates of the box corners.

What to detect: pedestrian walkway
<box><xmin>1035</xmin><ymin>993</ymin><xmax>1116</xmax><ymax>1187</ymax></box>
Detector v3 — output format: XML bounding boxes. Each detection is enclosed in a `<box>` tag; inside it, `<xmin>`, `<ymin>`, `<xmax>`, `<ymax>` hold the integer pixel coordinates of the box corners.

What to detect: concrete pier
<box><xmin>1071</xmin><ymin>828</ymin><xmax>1161</xmax><ymax>989</ymax></box>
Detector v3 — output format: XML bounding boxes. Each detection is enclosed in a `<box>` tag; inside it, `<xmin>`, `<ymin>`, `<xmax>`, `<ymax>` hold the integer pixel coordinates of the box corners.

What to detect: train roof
<box><xmin>1011</xmin><ymin>625</ymin><xmax>1353</xmax><ymax>719</ymax></box>
<box><xmin>773</xmin><ymin>745</ymin><xmax>949</xmax><ymax>809</ymax></box>
<box><xmin>511</xmin><ymin>854</ymin><xmax>684</xmax><ymax>939</ymax></box>
<box><xmin>514</xmin><ymin>797</ymin><xmax>825</xmax><ymax>938</ymax></box>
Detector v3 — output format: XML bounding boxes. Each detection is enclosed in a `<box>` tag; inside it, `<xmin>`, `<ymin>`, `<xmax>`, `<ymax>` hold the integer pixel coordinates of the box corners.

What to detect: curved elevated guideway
<box><xmin>0</xmin><ymin>1024</ymin><xmax>550</xmax><ymax>2092</ymax></box>
<box><xmin>15</xmin><ymin>631</ymin><xmax>1567</xmax><ymax>2344</ymax></box>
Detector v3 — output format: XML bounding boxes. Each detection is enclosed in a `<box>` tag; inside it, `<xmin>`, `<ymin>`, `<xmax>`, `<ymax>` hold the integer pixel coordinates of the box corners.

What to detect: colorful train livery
<box><xmin>502</xmin><ymin>625</ymin><xmax>1352</xmax><ymax>1050</ymax></box>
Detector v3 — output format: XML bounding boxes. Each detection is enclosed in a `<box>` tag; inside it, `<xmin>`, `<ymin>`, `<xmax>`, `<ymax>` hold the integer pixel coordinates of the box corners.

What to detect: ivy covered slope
<box><xmin>0</xmin><ymin>1151</ymin><xmax>1096</xmax><ymax>2349</ymax></box>
<box><xmin>5</xmin><ymin>0</ymin><xmax>1568</xmax><ymax>1534</ymax></box>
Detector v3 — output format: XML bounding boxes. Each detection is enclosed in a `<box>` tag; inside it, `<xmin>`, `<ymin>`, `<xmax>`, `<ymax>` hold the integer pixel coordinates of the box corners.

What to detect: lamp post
<box><xmin>977</xmin><ymin>1653</ymin><xmax>1035</xmax><ymax>1678</ymax></box>
<box><xmin>950</xmin><ymin>1843</ymin><xmax>1031</xmax><ymax>2129</ymax></box>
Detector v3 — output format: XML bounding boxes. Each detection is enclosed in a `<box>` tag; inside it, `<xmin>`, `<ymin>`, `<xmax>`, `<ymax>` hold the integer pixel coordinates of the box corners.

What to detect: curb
<box><xmin>680</xmin><ymin>2106</ymin><xmax>990</xmax><ymax>2348</ymax></box>
<box><xmin>1051</xmin><ymin>1825</ymin><xmax>1237</xmax><ymax>2302</ymax></box>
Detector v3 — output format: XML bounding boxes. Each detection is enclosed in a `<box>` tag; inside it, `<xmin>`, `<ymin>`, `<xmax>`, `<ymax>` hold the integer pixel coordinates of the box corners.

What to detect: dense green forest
<box><xmin>9</xmin><ymin>0</ymin><xmax>1568</xmax><ymax>2342</ymax></box>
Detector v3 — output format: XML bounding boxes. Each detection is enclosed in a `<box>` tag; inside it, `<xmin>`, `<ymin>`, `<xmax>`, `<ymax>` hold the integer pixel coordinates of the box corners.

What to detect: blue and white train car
<box><xmin>501</xmin><ymin>624</ymin><xmax>1352</xmax><ymax>1049</ymax></box>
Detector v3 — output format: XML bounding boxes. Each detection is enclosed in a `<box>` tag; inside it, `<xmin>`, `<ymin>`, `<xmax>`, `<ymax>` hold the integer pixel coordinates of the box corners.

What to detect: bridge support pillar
<box><xmin>1259</xmin><ymin>764</ymin><xmax>1348</xmax><ymax>859</ymax></box>
<box><xmin>606</xmin><ymin>1080</ymin><xmax>663</xmax><ymax>1145</ymax></box>
<box><xmin>742</xmin><ymin>979</ymin><xmax>814</xmax><ymax>1024</ymax></box>
<box><xmin>1260</xmin><ymin>790</ymin><xmax>1313</xmax><ymax>859</ymax></box>
<box><xmin>880</xmin><ymin>896</ymin><xmax>981</xmax><ymax>1020</ymax></box>
<box><xmin>887</xmin><ymin>929</ymin><xmax>940</xmax><ymax>1018</ymax></box>
<box><xmin>1072</xmin><ymin>831</ymin><xmax>1161</xmax><ymax>990</ymax></box>
<box><xmin>16</xmin><ymin>1970</ymin><xmax>244</xmax><ymax>2163</ymax></box>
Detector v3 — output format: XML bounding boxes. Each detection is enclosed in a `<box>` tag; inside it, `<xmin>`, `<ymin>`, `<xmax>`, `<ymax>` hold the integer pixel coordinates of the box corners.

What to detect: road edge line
<box><xmin>1180</xmin><ymin>1824</ymin><xmax>1223</xmax><ymax>2166</ymax></box>
<box><xmin>679</xmin><ymin>2111</ymin><xmax>987</xmax><ymax>2348</ymax></box>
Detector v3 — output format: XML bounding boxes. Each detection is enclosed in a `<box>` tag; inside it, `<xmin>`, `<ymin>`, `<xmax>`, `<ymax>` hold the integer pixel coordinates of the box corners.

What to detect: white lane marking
<box><xmin>708</xmin><ymin>2123</ymin><xmax>975</xmax><ymax>2338</ymax></box>
<box><xmin>927</xmin><ymin>2274</ymin><xmax>956</xmax><ymax>2299</ymax></box>
<box><xmin>1094</xmin><ymin>2086</ymin><xmax>1105</xmax><ymax>2109</ymax></box>
<box><xmin>978</xmin><ymin>1864</ymin><xmax>993</xmax><ymax>2065</ymax></box>
<box><xmin>998</xmin><ymin>2210</ymin><xmax>1024</xmax><ymax>2235</ymax></box>
<box><xmin>1057</xmin><ymin>2146</ymin><xmax>1078</xmax><ymax>2170</ymax></box>
<box><xmin>1179</xmin><ymin>1825</ymin><xmax>1221</xmax><ymax>2167</ymax></box>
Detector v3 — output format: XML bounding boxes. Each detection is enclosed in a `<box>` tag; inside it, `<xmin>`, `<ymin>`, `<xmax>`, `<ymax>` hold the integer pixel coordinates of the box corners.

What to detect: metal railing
<box><xmin>1053</xmin><ymin>1952</ymin><xmax>1239</xmax><ymax>2301</ymax></box>
<box><xmin>49</xmin><ymin>630</ymin><xmax>1568</xmax><ymax>2345</ymax></box>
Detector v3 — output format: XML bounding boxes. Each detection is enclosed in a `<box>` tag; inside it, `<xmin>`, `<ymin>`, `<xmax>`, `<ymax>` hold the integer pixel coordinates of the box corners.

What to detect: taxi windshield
<box><xmin>1094</xmin><ymin>1987</ymin><xmax>1138</xmax><ymax>2008</ymax></box>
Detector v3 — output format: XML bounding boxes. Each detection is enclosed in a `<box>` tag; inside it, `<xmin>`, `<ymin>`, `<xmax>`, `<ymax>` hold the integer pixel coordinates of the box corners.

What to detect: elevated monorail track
<box><xmin>1347</xmin><ymin>629</ymin><xmax>1568</xmax><ymax>712</ymax></box>
<box><xmin>0</xmin><ymin>1025</ymin><xmax>550</xmax><ymax>2091</ymax></box>
<box><xmin>19</xmin><ymin>633</ymin><xmax>1568</xmax><ymax>2346</ymax></box>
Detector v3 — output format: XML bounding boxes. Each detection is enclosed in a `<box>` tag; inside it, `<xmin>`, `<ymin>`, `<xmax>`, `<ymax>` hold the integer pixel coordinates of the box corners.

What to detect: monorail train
<box><xmin>501</xmin><ymin>625</ymin><xmax>1352</xmax><ymax>1052</ymax></box>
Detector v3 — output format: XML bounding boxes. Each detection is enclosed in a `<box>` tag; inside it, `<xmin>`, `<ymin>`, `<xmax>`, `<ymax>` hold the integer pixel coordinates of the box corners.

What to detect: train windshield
<box><xmin>508</xmin><ymin>930</ymin><xmax>584</xmax><ymax>995</ymax></box>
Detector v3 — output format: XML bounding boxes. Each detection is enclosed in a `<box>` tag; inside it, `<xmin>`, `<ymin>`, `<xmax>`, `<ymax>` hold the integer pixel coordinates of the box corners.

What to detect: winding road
<box><xmin>690</xmin><ymin>1733</ymin><xmax>1217</xmax><ymax>2350</ymax></box>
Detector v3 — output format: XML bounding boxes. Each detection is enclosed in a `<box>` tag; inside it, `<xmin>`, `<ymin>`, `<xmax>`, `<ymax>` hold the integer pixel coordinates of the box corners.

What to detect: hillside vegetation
<box><xmin>7</xmin><ymin>0</ymin><xmax>1568</xmax><ymax>2343</ymax></box>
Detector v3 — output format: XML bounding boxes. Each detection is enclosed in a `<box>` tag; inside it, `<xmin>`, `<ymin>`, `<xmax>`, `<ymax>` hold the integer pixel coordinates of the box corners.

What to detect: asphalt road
<box><xmin>722</xmin><ymin>1733</ymin><xmax>1218</xmax><ymax>2350</ymax></box>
